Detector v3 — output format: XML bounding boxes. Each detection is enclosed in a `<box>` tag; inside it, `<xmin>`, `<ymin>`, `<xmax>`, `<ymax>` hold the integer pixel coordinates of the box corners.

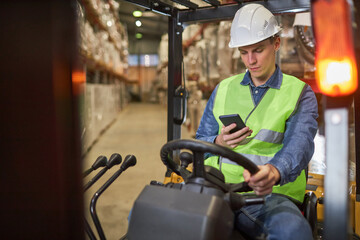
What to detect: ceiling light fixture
<box><xmin>135</xmin><ymin>33</ymin><xmax>143</xmax><ymax>39</ymax></box>
<box><xmin>135</xmin><ymin>20</ymin><xmax>142</xmax><ymax>27</ymax></box>
<box><xmin>133</xmin><ymin>10</ymin><xmax>142</xmax><ymax>17</ymax></box>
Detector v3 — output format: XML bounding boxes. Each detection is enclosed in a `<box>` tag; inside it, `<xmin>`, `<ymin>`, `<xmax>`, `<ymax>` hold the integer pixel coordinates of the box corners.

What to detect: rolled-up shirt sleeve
<box><xmin>196</xmin><ymin>85</ymin><xmax>219</xmax><ymax>143</ymax></box>
<box><xmin>268</xmin><ymin>85</ymin><xmax>319</xmax><ymax>185</ymax></box>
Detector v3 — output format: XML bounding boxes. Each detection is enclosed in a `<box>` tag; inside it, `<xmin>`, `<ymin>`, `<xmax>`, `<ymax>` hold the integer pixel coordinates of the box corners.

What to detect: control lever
<box><xmin>84</xmin><ymin>220</ymin><xmax>96</xmax><ymax>240</ymax></box>
<box><xmin>84</xmin><ymin>153</ymin><xmax>122</xmax><ymax>191</ymax></box>
<box><xmin>90</xmin><ymin>155</ymin><xmax>137</xmax><ymax>240</ymax></box>
<box><xmin>83</xmin><ymin>153</ymin><xmax>121</xmax><ymax>240</ymax></box>
<box><xmin>225</xmin><ymin>192</ymin><xmax>265</xmax><ymax>211</ymax></box>
<box><xmin>243</xmin><ymin>196</ymin><xmax>265</xmax><ymax>205</ymax></box>
<box><xmin>229</xmin><ymin>182</ymin><xmax>253</xmax><ymax>193</ymax></box>
<box><xmin>179</xmin><ymin>151</ymin><xmax>193</xmax><ymax>168</ymax></box>
<box><xmin>83</xmin><ymin>155</ymin><xmax>108</xmax><ymax>178</ymax></box>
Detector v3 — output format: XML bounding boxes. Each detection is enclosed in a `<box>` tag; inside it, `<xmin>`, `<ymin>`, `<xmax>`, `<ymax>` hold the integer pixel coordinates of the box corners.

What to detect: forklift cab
<box><xmin>119</xmin><ymin>0</ymin><xmax>360</xmax><ymax>239</ymax></box>
<box><xmin>125</xmin><ymin>138</ymin><xmax>319</xmax><ymax>240</ymax></box>
<box><xmin>2</xmin><ymin>0</ymin><xmax>359</xmax><ymax>239</ymax></box>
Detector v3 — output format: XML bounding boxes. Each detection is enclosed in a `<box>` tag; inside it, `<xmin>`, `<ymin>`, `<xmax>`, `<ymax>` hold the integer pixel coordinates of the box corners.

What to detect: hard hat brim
<box><xmin>228</xmin><ymin>28</ymin><xmax>282</xmax><ymax>48</ymax></box>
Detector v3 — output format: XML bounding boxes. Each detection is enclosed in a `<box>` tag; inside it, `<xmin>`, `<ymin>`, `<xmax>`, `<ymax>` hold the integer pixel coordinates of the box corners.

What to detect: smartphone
<box><xmin>219</xmin><ymin>114</ymin><xmax>246</xmax><ymax>134</ymax></box>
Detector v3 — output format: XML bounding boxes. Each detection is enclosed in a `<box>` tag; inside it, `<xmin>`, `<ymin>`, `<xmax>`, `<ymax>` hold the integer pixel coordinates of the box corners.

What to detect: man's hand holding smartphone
<box><xmin>216</xmin><ymin>114</ymin><xmax>252</xmax><ymax>148</ymax></box>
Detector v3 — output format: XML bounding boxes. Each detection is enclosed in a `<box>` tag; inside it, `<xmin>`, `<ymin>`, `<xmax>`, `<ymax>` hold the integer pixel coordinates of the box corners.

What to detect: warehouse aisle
<box><xmin>83</xmin><ymin>102</ymin><xmax>193</xmax><ymax>240</ymax></box>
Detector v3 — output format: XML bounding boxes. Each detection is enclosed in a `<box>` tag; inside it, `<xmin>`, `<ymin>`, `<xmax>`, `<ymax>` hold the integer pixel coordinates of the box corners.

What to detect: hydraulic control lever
<box><xmin>229</xmin><ymin>182</ymin><xmax>253</xmax><ymax>193</ymax></box>
<box><xmin>84</xmin><ymin>220</ymin><xmax>96</xmax><ymax>240</ymax></box>
<box><xmin>84</xmin><ymin>153</ymin><xmax>122</xmax><ymax>240</ymax></box>
<box><xmin>244</xmin><ymin>196</ymin><xmax>265</xmax><ymax>205</ymax></box>
<box><xmin>90</xmin><ymin>155</ymin><xmax>137</xmax><ymax>240</ymax></box>
<box><xmin>225</xmin><ymin>192</ymin><xmax>265</xmax><ymax>211</ymax></box>
<box><xmin>84</xmin><ymin>153</ymin><xmax>122</xmax><ymax>191</ymax></box>
<box><xmin>179</xmin><ymin>151</ymin><xmax>193</xmax><ymax>169</ymax></box>
<box><xmin>83</xmin><ymin>155</ymin><xmax>108</xmax><ymax>178</ymax></box>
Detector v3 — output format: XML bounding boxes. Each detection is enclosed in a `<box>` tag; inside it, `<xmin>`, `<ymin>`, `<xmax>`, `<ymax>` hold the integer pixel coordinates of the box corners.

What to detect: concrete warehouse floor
<box><xmin>83</xmin><ymin>102</ymin><xmax>193</xmax><ymax>240</ymax></box>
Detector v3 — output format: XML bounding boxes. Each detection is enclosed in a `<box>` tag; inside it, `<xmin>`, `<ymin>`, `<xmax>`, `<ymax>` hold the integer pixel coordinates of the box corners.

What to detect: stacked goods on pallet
<box><xmin>76</xmin><ymin>0</ymin><xmax>130</xmax><ymax>154</ymax></box>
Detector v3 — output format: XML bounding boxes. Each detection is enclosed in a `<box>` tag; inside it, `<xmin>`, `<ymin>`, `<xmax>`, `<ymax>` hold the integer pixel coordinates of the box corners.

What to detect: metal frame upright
<box><xmin>168</xmin><ymin>9</ymin><xmax>184</xmax><ymax>141</ymax></box>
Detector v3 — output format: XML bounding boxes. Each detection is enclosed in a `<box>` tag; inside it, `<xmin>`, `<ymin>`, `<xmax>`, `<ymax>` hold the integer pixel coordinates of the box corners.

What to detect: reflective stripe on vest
<box><xmin>235</xmin><ymin>129</ymin><xmax>284</xmax><ymax>146</ymax></box>
<box><xmin>206</xmin><ymin>73</ymin><xmax>307</xmax><ymax>202</ymax></box>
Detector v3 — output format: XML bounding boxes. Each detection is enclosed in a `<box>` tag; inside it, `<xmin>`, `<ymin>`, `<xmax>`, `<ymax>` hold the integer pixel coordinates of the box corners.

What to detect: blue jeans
<box><xmin>234</xmin><ymin>194</ymin><xmax>313</xmax><ymax>240</ymax></box>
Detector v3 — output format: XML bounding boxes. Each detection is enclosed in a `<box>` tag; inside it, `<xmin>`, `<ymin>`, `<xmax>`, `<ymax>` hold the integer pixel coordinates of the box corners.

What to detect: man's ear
<box><xmin>274</xmin><ymin>37</ymin><xmax>281</xmax><ymax>51</ymax></box>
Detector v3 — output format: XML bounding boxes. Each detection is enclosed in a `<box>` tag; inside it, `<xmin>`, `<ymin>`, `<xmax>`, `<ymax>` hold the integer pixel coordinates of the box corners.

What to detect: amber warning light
<box><xmin>312</xmin><ymin>0</ymin><xmax>358</xmax><ymax>97</ymax></box>
<box><xmin>72</xmin><ymin>71</ymin><xmax>86</xmax><ymax>83</ymax></box>
<box><xmin>72</xmin><ymin>71</ymin><xmax>86</xmax><ymax>95</ymax></box>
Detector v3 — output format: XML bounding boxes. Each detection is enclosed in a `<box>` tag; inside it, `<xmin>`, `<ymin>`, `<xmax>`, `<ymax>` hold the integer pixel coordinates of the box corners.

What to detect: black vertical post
<box><xmin>355</xmin><ymin>61</ymin><xmax>360</xmax><ymax>226</ymax></box>
<box><xmin>351</xmin><ymin>2</ymin><xmax>360</xmax><ymax>235</ymax></box>
<box><xmin>168</xmin><ymin>10</ymin><xmax>183</xmax><ymax>142</ymax></box>
<box><xmin>353</xmin><ymin>0</ymin><xmax>360</xmax><ymax>205</ymax></box>
<box><xmin>0</xmin><ymin>0</ymin><xmax>84</xmax><ymax>239</ymax></box>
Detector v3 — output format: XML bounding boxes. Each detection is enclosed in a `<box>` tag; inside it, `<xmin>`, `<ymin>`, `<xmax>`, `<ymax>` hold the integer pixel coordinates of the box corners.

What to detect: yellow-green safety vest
<box><xmin>205</xmin><ymin>73</ymin><xmax>307</xmax><ymax>203</ymax></box>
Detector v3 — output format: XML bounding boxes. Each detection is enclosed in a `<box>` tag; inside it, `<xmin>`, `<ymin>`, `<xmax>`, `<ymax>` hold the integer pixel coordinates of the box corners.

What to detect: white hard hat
<box><xmin>228</xmin><ymin>4</ymin><xmax>282</xmax><ymax>48</ymax></box>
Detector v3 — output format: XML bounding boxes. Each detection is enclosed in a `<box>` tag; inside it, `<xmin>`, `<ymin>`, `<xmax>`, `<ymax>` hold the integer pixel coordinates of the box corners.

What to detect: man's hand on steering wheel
<box><xmin>243</xmin><ymin>164</ymin><xmax>280</xmax><ymax>196</ymax></box>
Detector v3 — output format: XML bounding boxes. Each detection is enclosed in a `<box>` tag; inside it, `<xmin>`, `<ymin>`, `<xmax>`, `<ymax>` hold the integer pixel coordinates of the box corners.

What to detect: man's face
<box><xmin>238</xmin><ymin>37</ymin><xmax>280</xmax><ymax>85</ymax></box>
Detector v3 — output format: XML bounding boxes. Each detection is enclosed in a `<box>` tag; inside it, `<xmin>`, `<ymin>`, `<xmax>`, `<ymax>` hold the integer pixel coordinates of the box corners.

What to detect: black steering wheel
<box><xmin>160</xmin><ymin>139</ymin><xmax>260</xmax><ymax>192</ymax></box>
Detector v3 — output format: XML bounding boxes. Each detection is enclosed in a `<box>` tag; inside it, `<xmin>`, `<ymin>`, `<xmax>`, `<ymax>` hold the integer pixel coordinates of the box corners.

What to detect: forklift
<box><xmin>0</xmin><ymin>0</ymin><xmax>359</xmax><ymax>239</ymax></box>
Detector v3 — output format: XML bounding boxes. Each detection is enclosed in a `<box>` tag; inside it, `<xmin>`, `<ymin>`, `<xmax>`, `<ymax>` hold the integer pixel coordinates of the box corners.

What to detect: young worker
<box><xmin>196</xmin><ymin>4</ymin><xmax>318</xmax><ymax>240</ymax></box>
